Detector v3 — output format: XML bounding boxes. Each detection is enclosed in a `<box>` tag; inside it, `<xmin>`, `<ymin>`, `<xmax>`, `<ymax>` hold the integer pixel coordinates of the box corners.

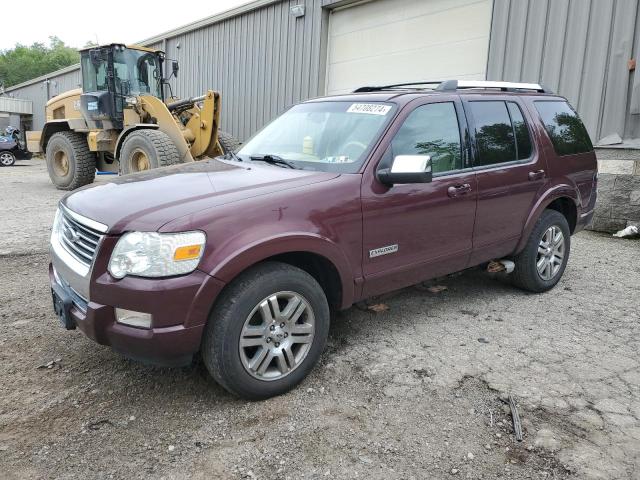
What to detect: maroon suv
<box><xmin>49</xmin><ymin>80</ymin><xmax>597</xmax><ymax>399</ymax></box>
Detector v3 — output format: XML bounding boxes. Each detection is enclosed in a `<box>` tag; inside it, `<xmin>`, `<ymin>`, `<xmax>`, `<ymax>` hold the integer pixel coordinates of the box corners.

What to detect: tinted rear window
<box><xmin>469</xmin><ymin>101</ymin><xmax>516</xmax><ymax>166</ymax></box>
<box><xmin>507</xmin><ymin>102</ymin><xmax>532</xmax><ymax>160</ymax></box>
<box><xmin>534</xmin><ymin>101</ymin><xmax>593</xmax><ymax>155</ymax></box>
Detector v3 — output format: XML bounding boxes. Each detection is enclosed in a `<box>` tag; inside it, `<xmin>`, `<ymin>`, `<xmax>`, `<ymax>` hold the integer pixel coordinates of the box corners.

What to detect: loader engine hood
<box><xmin>62</xmin><ymin>159</ymin><xmax>339</xmax><ymax>233</ymax></box>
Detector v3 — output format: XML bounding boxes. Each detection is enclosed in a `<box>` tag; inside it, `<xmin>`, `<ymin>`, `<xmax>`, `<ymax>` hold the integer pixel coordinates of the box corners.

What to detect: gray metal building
<box><xmin>3</xmin><ymin>0</ymin><xmax>640</xmax><ymax>146</ymax></box>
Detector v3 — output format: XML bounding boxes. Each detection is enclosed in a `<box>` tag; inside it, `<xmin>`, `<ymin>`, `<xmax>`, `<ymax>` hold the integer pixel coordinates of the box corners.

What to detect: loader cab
<box><xmin>79</xmin><ymin>44</ymin><xmax>165</xmax><ymax>129</ymax></box>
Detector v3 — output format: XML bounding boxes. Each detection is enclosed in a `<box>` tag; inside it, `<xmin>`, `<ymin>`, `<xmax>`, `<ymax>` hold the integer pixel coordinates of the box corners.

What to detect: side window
<box><xmin>534</xmin><ymin>100</ymin><xmax>593</xmax><ymax>155</ymax></box>
<box><xmin>507</xmin><ymin>102</ymin><xmax>532</xmax><ymax>160</ymax></box>
<box><xmin>469</xmin><ymin>101</ymin><xmax>516</xmax><ymax>166</ymax></box>
<box><xmin>391</xmin><ymin>102</ymin><xmax>462</xmax><ymax>174</ymax></box>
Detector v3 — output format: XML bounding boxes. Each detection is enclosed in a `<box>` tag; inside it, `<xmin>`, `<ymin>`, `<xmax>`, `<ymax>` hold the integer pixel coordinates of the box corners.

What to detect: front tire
<box><xmin>0</xmin><ymin>151</ymin><xmax>16</xmax><ymax>166</ymax></box>
<box><xmin>511</xmin><ymin>209</ymin><xmax>571</xmax><ymax>293</ymax></box>
<box><xmin>45</xmin><ymin>132</ymin><xmax>96</xmax><ymax>190</ymax></box>
<box><xmin>202</xmin><ymin>262</ymin><xmax>330</xmax><ymax>400</ymax></box>
<box><xmin>119</xmin><ymin>130</ymin><xmax>180</xmax><ymax>174</ymax></box>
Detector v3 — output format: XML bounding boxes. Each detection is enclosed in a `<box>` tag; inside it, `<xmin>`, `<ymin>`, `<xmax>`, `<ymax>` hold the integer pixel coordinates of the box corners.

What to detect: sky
<box><xmin>0</xmin><ymin>0</ymin><xmax>252</xmax><ymax>50</ymax></box>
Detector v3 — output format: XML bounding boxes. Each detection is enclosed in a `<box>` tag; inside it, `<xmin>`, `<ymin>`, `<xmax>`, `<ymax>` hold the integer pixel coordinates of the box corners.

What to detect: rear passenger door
<box><xmin>462</xmin><ymin>97</ymin><xmax>547</xmax><ymax>264</ymax></box>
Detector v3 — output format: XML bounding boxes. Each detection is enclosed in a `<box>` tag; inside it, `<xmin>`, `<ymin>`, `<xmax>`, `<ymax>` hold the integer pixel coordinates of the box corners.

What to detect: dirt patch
<box><xmin>1</xmin><ymin>160</ymin><xmax>639</xmax><ymax>479</ymax></box>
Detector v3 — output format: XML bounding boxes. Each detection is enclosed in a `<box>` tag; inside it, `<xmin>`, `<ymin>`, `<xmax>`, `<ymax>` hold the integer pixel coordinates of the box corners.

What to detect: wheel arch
<box><xmin>114</xmin><ymin>124</ymin><xmax>159</xmax><ymax>159</ymax></box>
<box><xmin>207</xmin><ymin>235</ymin><xmax>355</xmax><ymax>310</ymax></box>
<box><xmin>515</xmin><ymin>187</ymin><xmax>580</xmax><ymax>254</ymax></box>
<box><xmin>41</xmin><ymin>118</ymin><xmax>88</xmax><ymax>152</ymax></box>
<box><xmin>41</xmin><ymin>120</ymin><xmax>70</xmax><ymax>151</ymax></box>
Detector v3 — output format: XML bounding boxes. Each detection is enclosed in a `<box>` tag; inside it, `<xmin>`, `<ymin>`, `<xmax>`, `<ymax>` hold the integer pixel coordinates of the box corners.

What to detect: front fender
<box><xmin>114</xmin><ymin>124</ymin><xmax>159</xmax><ymax>159</ymax></box>
<box><xmin>205</xmin><ymin>232</ymin><xmax>356</xmax><ymax>309</ymax></box>
<box><xmin>514</xmin><ymin>184</ymin><xmax>580</xmax><ymax>254</ymax></box>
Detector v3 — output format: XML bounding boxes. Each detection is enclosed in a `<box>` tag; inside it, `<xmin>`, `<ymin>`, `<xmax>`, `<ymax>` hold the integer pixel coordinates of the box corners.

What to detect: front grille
<box><xmin>59</xmin><ymin>209</ymin><xmax>104</xmax><ymax>268</ymax></box>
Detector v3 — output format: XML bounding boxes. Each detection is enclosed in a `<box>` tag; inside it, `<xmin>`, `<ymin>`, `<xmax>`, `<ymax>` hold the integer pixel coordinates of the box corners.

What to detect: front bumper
<box><xmin>49</xmin><ymin>263</ymin><xmax>225</xmax><ymax>367</ymax></box>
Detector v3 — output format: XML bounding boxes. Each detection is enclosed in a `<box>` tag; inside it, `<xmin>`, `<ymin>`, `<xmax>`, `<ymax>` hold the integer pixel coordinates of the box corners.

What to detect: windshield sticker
<box><xmin>347</xmin><ymin>103</ymin><xmax>391</xmax><ymax>115</ymax></box>
<box><xmin>325</xmin><ymin>156</ymin><xmax>354</xmax><ymax>163</ymax></box>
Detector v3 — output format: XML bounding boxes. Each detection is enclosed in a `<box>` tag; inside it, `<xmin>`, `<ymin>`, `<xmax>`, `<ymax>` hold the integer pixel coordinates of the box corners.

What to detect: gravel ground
<box><xmin>1</xmin><ymin>160</ymin><xmax>639</xmax><ymax>479</ymax></box>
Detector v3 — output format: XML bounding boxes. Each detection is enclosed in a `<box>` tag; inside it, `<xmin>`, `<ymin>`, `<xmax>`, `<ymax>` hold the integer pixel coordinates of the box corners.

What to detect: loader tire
<box><xmin>46</xmin><ymin>131</ymin><xmax>96</xmax><ymax>191</ymax></box>
<box><xmin>119</xmin><ymin>129</ymin><xmax>180</xmax><ymax>175</ymax></box>
<box><xmin>217</xmin><ymin>130</ymin><xmax>241</xmax><ymax>153</ymax></box>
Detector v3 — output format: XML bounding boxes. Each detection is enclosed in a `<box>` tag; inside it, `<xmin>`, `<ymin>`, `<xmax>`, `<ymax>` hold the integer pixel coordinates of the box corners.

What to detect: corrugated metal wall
<box><xmin>6</xmin><ymin>68</ymin><xmax>81</xmax><ymax>129</ymax></box>
<box><xmin>4</xmin><ymin>0</ymin><xmax>327</xmax><ymax>140</ymax></box>
<box><xmin>163</xmin><ymin>0</ymin><xmax>327</xmax><ymax>140</ymax></box>
<box><xmin>0</xmin><ymin>96</ymin><xmax>32</xmax><ymax>114</ymax></box>
<box><xmin>10</xmin><ymin>0</ymin><xmax>639</xmax><ymax>144</ymax></box>
<box><xmin>487</xmin><ymin>0</ymin><xmax>640</xmax><ymax>143</ymax></box>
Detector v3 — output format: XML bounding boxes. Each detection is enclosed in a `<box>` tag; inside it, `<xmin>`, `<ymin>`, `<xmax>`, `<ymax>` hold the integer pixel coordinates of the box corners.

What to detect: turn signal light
<box><xmin>173</xmin><ymin>245</ymin><xmax>202</xmax><ymax>261</ymax></box>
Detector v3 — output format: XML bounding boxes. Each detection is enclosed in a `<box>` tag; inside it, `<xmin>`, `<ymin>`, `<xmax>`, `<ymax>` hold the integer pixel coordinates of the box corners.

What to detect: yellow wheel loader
<box><xmin>27</xmin><ymin>44</ymin><xmax>240</xmax><ymax>190</ymax></box>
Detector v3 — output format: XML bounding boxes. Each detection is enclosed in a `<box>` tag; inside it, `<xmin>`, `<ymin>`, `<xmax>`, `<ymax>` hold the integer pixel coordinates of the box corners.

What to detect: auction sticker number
<box><xmin>347</xmin><ymin>103</ymin><xmax>391</xmax><ymax>115</ymax></box>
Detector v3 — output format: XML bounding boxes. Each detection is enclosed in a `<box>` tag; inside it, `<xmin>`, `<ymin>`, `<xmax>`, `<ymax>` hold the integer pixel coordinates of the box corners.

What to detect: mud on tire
<box><xmin>46</xmin><ymin>131</ymin><xmax>96</xmax><ymax>190</ymax></box>
<box><xmin>119</xmin><ymin>129</ymin><xmax>180</xmax><ymax>174</ymax></box>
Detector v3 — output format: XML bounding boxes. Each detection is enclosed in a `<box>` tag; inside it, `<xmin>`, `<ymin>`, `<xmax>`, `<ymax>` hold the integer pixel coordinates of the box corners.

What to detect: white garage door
<box><xmin>326</xmin><ymin>0</ymin><xmax>493</xmax><ymax>95</ymax></box>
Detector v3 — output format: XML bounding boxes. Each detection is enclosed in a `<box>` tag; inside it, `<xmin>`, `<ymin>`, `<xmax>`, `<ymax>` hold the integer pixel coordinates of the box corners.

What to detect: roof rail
<box><xmin>353</xmin><ymin>80</ymin><xmax>553</xmax><ymax>94</ymax></box>
<box><xmin>436</xmin><ymin>80</ymin><xmax>551</xmax><ymax>93</ymax></box>
<box><xmin>353</xmin><ymin>81</ymin><xmax>442</xmax><ymax>93</ymax></box>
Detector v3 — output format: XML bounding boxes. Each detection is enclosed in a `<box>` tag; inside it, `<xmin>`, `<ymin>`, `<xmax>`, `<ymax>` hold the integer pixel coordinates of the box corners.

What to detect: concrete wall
<box><xmin>590</xmin><ymin>148</ymin><xmax>640</xmax><ymax>232</ymax></box>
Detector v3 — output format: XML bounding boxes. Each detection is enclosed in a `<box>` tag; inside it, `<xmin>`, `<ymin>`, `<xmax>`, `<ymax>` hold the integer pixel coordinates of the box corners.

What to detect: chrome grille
<box><xmin>59</xmin><ymin>209</ymin><xmax>104</xmax><ymax>268</ymax></box>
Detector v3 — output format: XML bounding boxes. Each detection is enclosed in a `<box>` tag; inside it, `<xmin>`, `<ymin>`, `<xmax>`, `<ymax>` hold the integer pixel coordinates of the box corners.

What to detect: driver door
<box><xmin>360</xmin><ymin>97</ymin><xmax>478</xmax><ymax>298</ymax></box>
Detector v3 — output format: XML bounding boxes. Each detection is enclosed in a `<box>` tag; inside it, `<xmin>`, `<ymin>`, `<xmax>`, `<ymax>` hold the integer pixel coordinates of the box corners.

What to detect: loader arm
<box><xmin>184</xmin><ymin>91</ymin><xmax>223</xmax><ymax>158</ymax></box>
<box><xmin>139</xmin><ymin>95</ymin><xmax>195</xmax><ymax>163</ymax></box>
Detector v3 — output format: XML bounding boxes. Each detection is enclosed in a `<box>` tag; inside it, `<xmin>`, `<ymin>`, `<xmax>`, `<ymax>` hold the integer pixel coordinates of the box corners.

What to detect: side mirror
<box><xmin>377</xmin><ymin>155</ymin><xmax>432</xmax><ymax>185</ymax></box>
<box><xmin>172</xmin><ymin>61</ymin><xmax>179</xmax><ymax>78</ymax></box>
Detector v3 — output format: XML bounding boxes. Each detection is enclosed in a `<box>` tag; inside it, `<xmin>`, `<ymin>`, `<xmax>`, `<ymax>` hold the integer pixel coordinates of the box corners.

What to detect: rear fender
<box><xmin>39</xmin><ymin>118</ymin><xmax>89</xmax><ymax>152</ymax></box>
<box><xmin>206</xmin><ymin>233</ymin><xmax>356</xmax><ymax>310</ymax></box>
<box><xmin>515</xmin><ymin>185</ymin><xmax>580</xmax><ymax>254</ymax></box>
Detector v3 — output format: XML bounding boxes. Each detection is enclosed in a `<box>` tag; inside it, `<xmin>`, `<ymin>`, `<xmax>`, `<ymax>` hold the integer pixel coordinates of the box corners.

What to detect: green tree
<box><xmin>0</xmin><ymin>37</ymin><xmax>80</xmax><ymax>88</ymax></box>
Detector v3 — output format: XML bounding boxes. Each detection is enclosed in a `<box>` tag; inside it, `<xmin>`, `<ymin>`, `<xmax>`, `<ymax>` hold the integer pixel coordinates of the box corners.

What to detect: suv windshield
<box><xmin>81</xmin><ymin>48</ymin><xmax>162</xmax><ymax>99</ymax></box>
<box><xmin>238</xmin><ymin>101</ymin><xmax>396</xmax><ymax>172</ymax></box>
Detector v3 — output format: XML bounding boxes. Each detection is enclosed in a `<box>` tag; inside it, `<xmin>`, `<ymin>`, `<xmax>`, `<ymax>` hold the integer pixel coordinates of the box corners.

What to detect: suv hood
<box><xmin>63</xmin><ymin>159</ymin><xmax>339</xmax><ymax>233</ymax></box>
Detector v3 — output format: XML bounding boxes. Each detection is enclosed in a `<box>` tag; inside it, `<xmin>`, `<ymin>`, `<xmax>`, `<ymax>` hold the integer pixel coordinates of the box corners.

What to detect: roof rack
<box><xmin>353</xmin><ymin>81</ymin><xmax>442</xmax><ymax>92</ymax></box>
<box><xmin>436</xmin><ymin>80</ymin><xmax>551</xmax><ymax>93</ymax></box>
<box><xmin>353</xmin><ymin>80</ymin><xmax>553</xmax><ymax>94</ymax></box>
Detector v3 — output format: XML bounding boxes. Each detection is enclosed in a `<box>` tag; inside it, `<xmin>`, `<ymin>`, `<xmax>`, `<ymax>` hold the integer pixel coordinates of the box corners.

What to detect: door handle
<box><xmin>528</xmin><ymin>170</ymin><xmax>545</xmax><ymax>181</ymax></box>
<box><xmin>447</xmin><ymin>183</ymin><xmax>472</xmax><ymax>197</ymax></box>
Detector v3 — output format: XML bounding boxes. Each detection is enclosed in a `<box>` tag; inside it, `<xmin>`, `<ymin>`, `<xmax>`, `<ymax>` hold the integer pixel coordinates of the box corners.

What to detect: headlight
<box><xmin>51</xmin><ymin>208</ymin><xmax>62</xmax><ymax>243</ymax></box>
<box><xmin>108</xmin><ymin>231</ymin><xmax>206</xmax><ymax>279</ymax></box>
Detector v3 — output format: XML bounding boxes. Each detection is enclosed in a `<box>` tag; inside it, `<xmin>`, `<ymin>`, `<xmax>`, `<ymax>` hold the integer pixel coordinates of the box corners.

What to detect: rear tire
<box><xmin>119</xmin><ymin>130</ymin><xmax>180</xmax><ymax>175</ymax></box>
<box><xmin>511</xmin><ymin>209</ymin><xmax>571</xmax><ymax>293</ymax></box>
<box><xmin>202</xmin><ymin>262</ymin><xmax>330</xmax><ymax>400</ymax></box>
<box><xmin>45</xmin><ymin>131</ymin><xmax>96</xmax><ymax>190</ymax></box>
<box><xmin>0</xmin><ymin>151</ymin><xmax>16</xmax><ymax>166</ymax></box>
<box><xmin>217</xmin><ymin>130</ymin><xmax>241</xmax><ymax>154</ymax></box>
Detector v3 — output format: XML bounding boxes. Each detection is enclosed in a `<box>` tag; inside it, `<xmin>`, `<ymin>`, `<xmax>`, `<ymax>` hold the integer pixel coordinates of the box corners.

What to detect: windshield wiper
<box><xmin>222</xmin><ymin>149</ymin><xmax>242</xmax><ymax>162</ymax></box>
<box><xmin>250</xmin><ymin>154</ymin><xmax>300</xmax><ymax>169</ymax></box>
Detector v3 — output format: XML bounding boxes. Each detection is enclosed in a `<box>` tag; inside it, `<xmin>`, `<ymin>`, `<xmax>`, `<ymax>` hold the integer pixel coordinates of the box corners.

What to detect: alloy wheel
<box><xmin>0</xmin><ymin>152</ymin><xmax>14</xmax><ymax>166</ymax></box>
<box><xmin>239</xmin><ymin>291</ymin><xmax>315</xmax><ymax>381</ymax></box>
<box><xmin>536</xmin><ymin>225</ymin><xmax>565</xmax><ymax>281</ymax></box>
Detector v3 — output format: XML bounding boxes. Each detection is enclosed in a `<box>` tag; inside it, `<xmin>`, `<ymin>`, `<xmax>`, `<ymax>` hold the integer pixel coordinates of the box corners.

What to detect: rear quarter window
<box><xmin>534</xmin><ymin>101</ymin><xmax>593</xmax><ymax>156</ymax></box>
